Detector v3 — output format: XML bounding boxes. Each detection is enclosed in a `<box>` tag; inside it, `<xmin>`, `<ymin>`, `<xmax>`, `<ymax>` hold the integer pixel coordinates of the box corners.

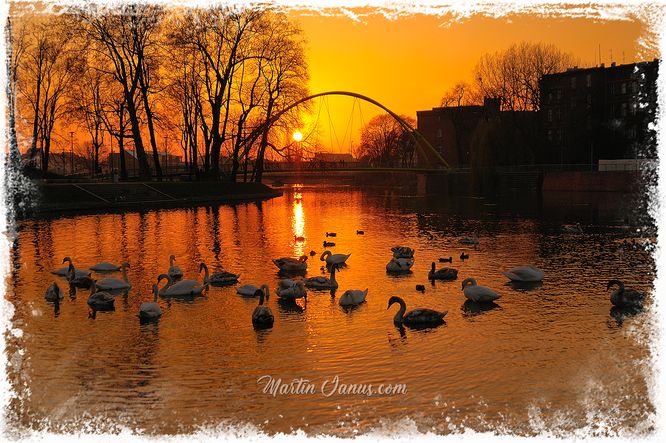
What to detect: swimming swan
<box><xmin>90</xmin><ymin>262</ymin><xmax>122</xmax><ymax>272</ymax></box>
<box><xmin>157</xmin><ymin>272</ymin><xmax>207</xmax><ymax>297</ymax></box>
<box><xmin>87</xmin><ymin>280</ymin><xmax>115</xmax><ymax>311</ymax></box>
<box><xmin>139</xmin><ymin>284</ymin><xmax>163</xmax><ymax>321</ymax></box>
<box><xmin>276</xmin><ymin>280</ymin><xmax>307</xmax><ymax>300</ymax></box>
<box><xmin>387</xmin><ymin>296</ymin><xmax>447</xmax><ymax>326</ymax></box>
<box><xmin>45</xmin><ymin>282</ymin><xmax>64</xmax><ymax>302</ymax></box>
<box><xmin>338</xmin><ymin>289</ymin><xmax>368</xmax><ymax>306</ymax></box>
<box><xmin>95</xmin><ymin>262</ymin><xmax>131</xmax><ymax>291</ymax></box>
<box><xmin>53</xmin><ymin>257</ymin><xmax>91</xmax><ymax>278</ymax></box>
<box><xmin>237</xmin><ymin>283</ymin><xmax>267</xmax><ymax>296</ymax></box>
<box><xmin>252</xmin><ymin>285</ymin><xmax>274</xmax><ymax>329</ymax></box>
<box><xmin>391</xmin><ymin>246</ymin><xmax>414</xmax><ymax>259</ymax></box>
<box><xmin>428</xmin><ymin>262</ymin><xmax>458</xmax><ymax>280</ymax></box>
<box><xmin>168</xmin><ymin>255</ymin><xmax>183</xmax><ymax>279</ymax></box>
<box><xmin>320</xmin><ymin>251</ymin><xmax>350</xmax><ymax>266</ymax></box>
<box><xmin>273</xmin><ymin>256</ymin><xmax>308</xmax><ymax>272</ymax></box>
<box><xmin>305</xmin><ymin>265</ymin><xmax>338</xmax><ymax>289</ymax></box>
<box><xmin>607</xmin><ymin>279</ymin><xmax>645</xmax><ymax>309</ymax></box>
<box><xmin>386</xmin><ymin>257</ymin><xmax>414</xmax><ymax>273</ymax></box>
<box><xmin>461</xmin><ymin>278</ymin><xmax>501</xmax><ymax>303</ymax></box>
<box><xmin>502</xmin><ymin>265</ymin><xmax>544</xmax><ymax>282</ymax></box>
<box><xmin>200</xmin><ymin>262</ymin><xmax>239</xmax><ymax>285</ymax></box>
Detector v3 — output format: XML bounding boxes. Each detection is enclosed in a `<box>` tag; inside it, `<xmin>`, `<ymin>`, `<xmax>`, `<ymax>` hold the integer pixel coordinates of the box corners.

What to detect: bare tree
<box><xmin>356</xmin><ymin>114</ymin><xmax>416</xmax><ymax>167</ymax></box>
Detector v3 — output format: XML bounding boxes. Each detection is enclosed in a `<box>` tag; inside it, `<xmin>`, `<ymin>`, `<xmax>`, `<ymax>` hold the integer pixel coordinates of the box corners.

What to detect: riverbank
<box><xmin>28</xmin><ymin>181</ymin><xmax>282</xmax><ymax>217</ymax></box>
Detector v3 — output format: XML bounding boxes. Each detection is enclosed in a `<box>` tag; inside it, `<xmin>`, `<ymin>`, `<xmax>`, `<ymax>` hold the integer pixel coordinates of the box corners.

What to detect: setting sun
<box><xmin>292</xmin><ymin>131</ymin><xmax>303</xmax><ymax>142</ymax></box>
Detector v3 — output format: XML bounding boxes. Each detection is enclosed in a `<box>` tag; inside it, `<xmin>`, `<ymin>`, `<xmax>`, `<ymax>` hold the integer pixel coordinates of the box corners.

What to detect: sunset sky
<box><xmin>291</xmin><ymin>9</ymin><xmax>655</xmax><ymax>153</ymax></box>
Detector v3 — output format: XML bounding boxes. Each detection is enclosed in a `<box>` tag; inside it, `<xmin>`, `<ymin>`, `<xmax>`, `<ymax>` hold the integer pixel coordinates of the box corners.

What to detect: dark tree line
<box><xmin>11</xmin><ymin>4</ymin><xmax>309</xmax><ymax>182</ymax></box>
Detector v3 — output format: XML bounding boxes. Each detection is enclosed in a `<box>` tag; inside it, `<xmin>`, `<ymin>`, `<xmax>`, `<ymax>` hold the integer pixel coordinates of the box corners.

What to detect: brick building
<box><xmin>539</xmin><ymin>59</ymin><xmax>658</xmax><ymax>166</ymax></box>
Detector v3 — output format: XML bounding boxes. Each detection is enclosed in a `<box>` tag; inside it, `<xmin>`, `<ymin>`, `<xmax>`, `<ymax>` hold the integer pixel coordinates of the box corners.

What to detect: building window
<box><xmin>621</xmin><ymin>103</ymin><xmax>627</xmax><ymax>117</ymax></box>
<box><xmin>556</xmin><ymin>89</ymin><xmax>562</xmax><ymax>101</ymax></box>
<box><xmin>632</xmin><ymin>82</ymin><xmax>638</xmax><ymax>94</ymax></box>
<box><xmin>571</xmin><ymin>77</ymin><xmax>577</xmax><ymax>89</ymax></box>
<box><xmin>631</xmin><ymin>102</ymin><xmax>637</xmax><ymax>115</ymax></box>
<box><xmin>586</xmin><ymin>74</ymin><xmax>592</xmax><ymax>87</ymax></box>
<box><xmin>621</xmin><ymin>82</ymin><xmax>627</xmax><ymax>94</ymax></box>
<box><xmin>547</xmin><ymin>109</ymin><xmax>553</xmax><ymax>122</ymax></box>
<box><xmin>547</xmin><ymin>129</ymin><xmax>553</xmax><ymax>142</ymax></box>
<box><xmin>548</xmin><ymin>91</ymin><xmax>553</xmax><ymax>103</ymax></box>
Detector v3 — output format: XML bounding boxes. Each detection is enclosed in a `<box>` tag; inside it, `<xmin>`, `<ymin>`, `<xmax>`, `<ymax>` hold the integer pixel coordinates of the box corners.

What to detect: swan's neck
<box><xmin>122</xmin><ymin>266</ymin><xmax>129</xmax><ymax>282</ymax></box>
<box><xmin>169</xmin><ymin>256</ymin><xmax>174</xmax><ymax>267</ymax></box>
<box><xmin>202</xmin><ymin>265</ymin><xmax>209</xmax><ymax>283</ymax></box>
<box><xmin>259</xmin><ymin>291</ymin><xmax>265</xmax><ymax>305</ymax></box>
<box><xmin>320</xmin><ymin>251</ymin><xmax>330</xmax><ymax>261</ymax></box>
<box><xmin>330</xmin><ymin>266</ymin><xmax>336</xmax><ymax>282</ymax></box>
<box><xmin>393</xmin><ymin>300</ymin><xmax>406</xmax><ymax>324</ymax></box>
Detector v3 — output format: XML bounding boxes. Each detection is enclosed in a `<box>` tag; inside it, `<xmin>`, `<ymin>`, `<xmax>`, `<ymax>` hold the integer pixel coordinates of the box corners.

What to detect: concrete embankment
<box><xmin>29</xmin><ymin>181</ymin><xmax>282</xmax><ymax>217</ymax></box>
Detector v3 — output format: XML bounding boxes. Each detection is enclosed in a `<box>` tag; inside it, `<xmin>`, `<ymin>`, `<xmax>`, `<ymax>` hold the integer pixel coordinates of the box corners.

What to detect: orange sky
<box><xmin>292</xmin><ymin>10</ymin><xmax>655</xmax><ymax>153</ymax></box>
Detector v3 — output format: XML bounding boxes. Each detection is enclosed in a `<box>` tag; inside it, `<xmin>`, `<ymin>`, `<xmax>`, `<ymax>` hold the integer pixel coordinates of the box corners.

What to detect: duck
<box><xmin>320</xmin><ymin>250</ymin><xmax>350</xmax><ymax>266</ymax></box>
<box><xmin>95</xmin><ymin>262</ymin><xmax>131</xmax><ymax>291</ymax></box>
<box><xmin>309</xmin><ymin>250</ymin><xmax>317</xmax><ymax>256</ymax></box>
<box><xmin>502</xmin><ymin>265</ymin><xmax>544</xmax><ymax>282</ymax></box>
<box><xmin>89</xmin><ymin>262</ymin><xmax>122</xmax><ymax>272</ymax></box>
<box><xmin>386</xmin><ymin>257</ymin><xmax>414</xmax><ymax>273</ymax></box>
<box><xmin>273</xmin><ymin>255</ymin><xmax>308</xmax><ymax>272</ymax></box>
<box><xmin>607</xmin><ymin>280</ymin><xmax>645</xmax><ymax>309</ymax></box>
<box><xmin>562</xmin><ymin>223</ymin><xmax>583</xmax><ymax>234</ymax></box>
<box><xmin>459</xmin><ymin>234</ymin><xmax>480</xmax><ymax>245</ymax></box>
<box><xmin>461</xmin><ymin>277</ymin><xmax>501</xmax><ymax>303</ymax></box>
<box><xmin>356</xmin><ymin>230</ymin><xmax>364</xmax><ymax>235</ymax></box>
<box><xmin>415</xmin><ymin>284</ymin><xmax>426</xmax><ymax>293</ymax></box>
<box><xmin>387</xmin><ymin>296</ymin><xmax>447</xmax><ymax>326</ymax></box>
<box><xmin>44</xmin><ymin>282</ymin><xmax>64</xmax><ymax>303</ymax></box>
<box><xmin>439</xmin><ymin>257</ymin><xmax>452</xmax><ymax>263</ymax></box>
<box><xmin>338</xmin><ymin>289</ymin><xmax>368</xmax><ymax>307</ymax></box>
<box><xmin>294</xmin><ymin>235</ymin><xmax>306</xmax><ymax>242</ymax></box>
<box><xmin>460</xmin><ymin>252</ymin><xmax>469</xmax><ymax>260</ymax></box>
<box><xmin>87</xmin><ymin>280</ymin><xmax>115</xmax><ymax>311</ymax></box>
<box><xmin>323</xmin><ymin>241</ymin><xmax>336</xmax><ymax>247</ymax></box>
<box><xmin>53</xmin><ymin>257</ymin><xmax>91</xmax><ymax>278</ymax></box>
<box><xmin>67</xmin><ymin>263</ymin><xmax>94</xmax><ymax>288</ymax></box>
<box><xmin>139</xmin><ymin>284</ymin><xmax>163</xmax><ymax>322</ymax></box>
<box><xmin>391</xmin><ymin>246</ymin><xmax>414</xmax><ymax>259</ymax></box>
<box><xmin>326</xmin><ymin>232</ymin><xmax>337</xmax><ymax>237</ymax></box>
<box><xmin>168</xmin><ymin>255</ymin><xmax>183</xmax><ymax>279</ymax></box>
<box><xmin>305</xmin><ymin>265</ymin><xmax>338</xmax><ymax>289</ymax></box>
<box><xmin>157</xmin><ymin>273</ymin><xmax>207</xmax><ymax>297</ymax></box>
<box><xmin>237</xmin><ymin>283</ymin><xmax>267</xmax><ymax>297</ymax></box>
<box><xmin>276</xmin><ymin>280</ymin><xmax>307</xmax><ymax>300</ymax></box>
<box><xmin>252</xmin><ymin>285</ymin><xmax>274</xmax><ymax>329</ymax></box>
<box><xmin>428</xmin><ymin>262</ymin><xmax>458</xmax><ymax>280</ymax></box>
<box><xmin>200</xmin><ymin>262</ymin><xmax>239</xmax><ymax>286</ymax></box>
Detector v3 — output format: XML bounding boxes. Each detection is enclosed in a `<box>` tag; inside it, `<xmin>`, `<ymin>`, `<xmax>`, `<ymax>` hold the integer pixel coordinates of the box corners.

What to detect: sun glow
<box><xmin>292</xmin><ymin>131</ymin><xmax>303</xmax><ymax>142</ymax></box>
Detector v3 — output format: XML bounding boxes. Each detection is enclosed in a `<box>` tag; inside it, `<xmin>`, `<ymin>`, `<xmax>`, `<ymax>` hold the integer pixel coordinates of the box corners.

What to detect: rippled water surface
<box><xmin>6</xmin><ymin>185</ymin><xmax>656</xmax><ymax>436</ymax></box>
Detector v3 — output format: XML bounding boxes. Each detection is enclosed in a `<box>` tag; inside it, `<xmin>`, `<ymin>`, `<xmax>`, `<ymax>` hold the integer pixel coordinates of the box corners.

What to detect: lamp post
<box><xmin>69</xmin><ymin>131</ymin><xmax>74</xmax><ymax>176</ymax></box>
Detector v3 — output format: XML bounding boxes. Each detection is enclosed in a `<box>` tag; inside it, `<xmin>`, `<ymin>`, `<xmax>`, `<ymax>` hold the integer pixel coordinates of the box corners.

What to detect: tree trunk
<box><xmin>125</xmin><ymin>93</ymin><xmax>151</xmax><ymax>179</ymax></box>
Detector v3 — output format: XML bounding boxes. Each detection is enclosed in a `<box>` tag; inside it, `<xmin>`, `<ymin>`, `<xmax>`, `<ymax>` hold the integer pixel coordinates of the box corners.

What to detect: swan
<box><xmin>386</xmin><ymin>257</ymin><xmax>414</xmax><ymax>273</ymax></box>
<box><xmin>237</xmin><ymin>283</ymin><xmax>267</xmax><ymax>297</ymax></box>
<box><xmin>87</xmin><ymin>280</ymin><xmax>115</xmax><ymax>311</ymax></box>
<box><xmin>89</xmin><ymin>262</ymin><xmax>121</xmax><ymax>272</ymax></box>
<box><xmin>53</xmin><ymin>257</ymin><xmax>91</xmax><ymax>278</ymax></box>
<box><xmin>157</xmin><ymin>273</ymin><xmax>207</xmax><ymax>297</ymax></box>
<box><xmin>139</xmin><ymin>284</ymin><xmax>163</xmax><ymax>321</ymax></box>
<box><xmin>45</xmin><ymin>282</ymin><xmax>64</xmax><ymax>302</ymax></box>
<box><xmin>252</xmin><ymin>285</ymin><xmax>274</xmax><ymax>329</ymax></box>
<box><xmin>338</xmin><ymin>289</ymin><xmax>368</xmax><ymax>306</ymax></box>
<box><xmin>387</xmin><ymin>296</ymin><xmax>447</xmax><ymax>326</ymax></box>
<box><xmin>607</xmin><ymin>280</ymin><xmax>645</xmax><ymax>309</ymax></box>
<box><xmin>459</xmin><ymin>234</ymin><xmax>480</xmax><ymax>245</ymax></box>
<box><xmin>502</xmin><ymin>265</ymin><xmax>544</xmax><ymax>282</ymax></box>
<box><xmin>168</xmin><ymin>255</ymin><xmax>183</xmax><ymax>279</ymax></box>
<box><xmin>462</xmin><ymin>278</ymin><xmax>501</xmax><ymax>302</ymax></box>
<box><xmin>562</xmin><ymin>223</ymin><xmax>583</xmax><ymax>234</ymax></box>
<box><xmin>305</xmin><ymin>265</ymin><xmax>338</xmax><ymax>289</ymax></box>
<box><xmin>200</xmin><ymin>262</ymin><xmax>239</xmax><ymax>286</ymax></box>
<box><xmin>276</xmin><ymin>280</ymin><xmax>307</xmax><ymax>300</ymax></box>
<box><xmin>67</xmin><ymin>263</ymin><xmax>94</xmax><ymax>288</ymax></box>
<box><xmin>95</xmin><ymin>262</ymin><xmax>131</xmax><ymax>291</ymax></box>
<box><xmin>320</xmin><ymin>250</ymin><xmax>350</xmax><ymax>266</ymax></box>
<box><xmin>428</xmin><ymin>262</ymin><xmax>458</xmax><ymax>280</ymax></box>
<box><xmin>273</xmin><ymin>255</ymin><xmax>308</xmax><ymax>272</ymax></box>
<box><xmin>391</xmin><ymin>246</ymin><xmax>414</xmax><ymax>259</ymax></box>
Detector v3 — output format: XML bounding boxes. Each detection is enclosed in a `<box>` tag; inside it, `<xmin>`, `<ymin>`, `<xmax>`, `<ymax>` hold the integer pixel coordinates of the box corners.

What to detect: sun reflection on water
<box><xmin>292</xmin><ymin>186</ymin><xmax>305</xmax><ymax>257</ymax></box>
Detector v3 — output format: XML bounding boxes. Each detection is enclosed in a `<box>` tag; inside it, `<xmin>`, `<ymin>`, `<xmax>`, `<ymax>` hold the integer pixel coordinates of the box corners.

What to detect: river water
<box><xmin>5</xmin><ymin>185</ymin><xmax>656</xmax><ymax>436</ymax></box>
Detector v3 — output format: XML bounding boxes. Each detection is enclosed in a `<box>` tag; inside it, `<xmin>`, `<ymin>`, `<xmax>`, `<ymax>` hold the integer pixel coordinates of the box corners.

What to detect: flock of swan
<box><xmin>45</xmin><ymin>230</ymin><xmax>646</xmax><ymax>328</ymax></box>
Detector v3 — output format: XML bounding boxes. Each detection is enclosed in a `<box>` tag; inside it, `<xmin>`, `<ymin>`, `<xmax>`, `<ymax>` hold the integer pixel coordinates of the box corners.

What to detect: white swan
<box><xmin>168</xmin><ymin>255</ymin><xmax>183</xmax><ymax>279</ymax></box>
<box><xmin>338</xmin><ymin>289</ymin><xmax>368</xmax><ymax>306</ymax></box>
<box><xmin>305</xmin><ymin>265</ymin><xmax>338</xmax><ymax>289</ymax></box>
<box><xmin>320</xmin><ymin>250</ymin><xmax>351</xmax><ymax>266</ymax></box>
<box><xmin>252</xmin><ymin>285</ymin><xmax>274</xmax><ymax>329</ymax></box>
<box><xmin>386</xmin><ymin>257</ymin><xmax>414</xmax><ymax>273</ymax></box>
<box><xmin>87</xmin><ymin>281</ymin><xmax>115</xmax><ymax>311</ymax></box>
<box><xmin>387</xmin><ymin>296</ymin><xmax>447</xmax><ymax>326</ymax></box>
<box><xmin>95</xmin><ymin>262</ymin><xmax>131</xmax><ymax>291</ymax></box>
<box><xmin>273</xmin><ymin>255</ymin><xmax>308</xmax><ymax>272</ymax></box>
<box><xmin>237</xmin><ymin>283</ymin><xmax>266</xmax><ymax>296</ymax></box>
<box><xmin>90</xmin><ymin>262</ymin><xmax>121</xmax><ymax>272</ymax></box>
<box><xmin>462</xmin><ymin>278</ymin><xmax>501</xmax><ymax>303</ymax></box>
<box><xmin>502</xmin><ymin>265</ymin><xmax>544</xmax><ymax>282</ymax></box>
<box><xmin>276</xmin><ymin>280</ymin><xmax>307</xmax><ymax>300</ymax></box>
<box><xmin>45</xmin><ymin>282</ymin><xmax>64</xmax><ymax>302</ymax></box>
<box><xmin>139</xmin><ymin>284</ymin><xmax>163</xmax><ymax>321</ymax></box>
<box><xmin>459</xmin><ymin>234</ymin><xmax>480</xmax><ymax>245</ymax></box>
<box><xmin>53</xmin><ymin>257</ymin><xmax>91</xmax><ymax>278</ymax></box>
<box><xmin>200</xmin><ymin>262</ymin><xmax>239</xmax><ymax>285</ymax></box>
<box><xmin>157</xmin><ymin>272</ymin><xmax>207</xmax><ymax>297</ymax></box>
<box><xmin>391</xmin><ymin>246</ymin><xmax>414</xmax><ymax>259</ymax></box>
